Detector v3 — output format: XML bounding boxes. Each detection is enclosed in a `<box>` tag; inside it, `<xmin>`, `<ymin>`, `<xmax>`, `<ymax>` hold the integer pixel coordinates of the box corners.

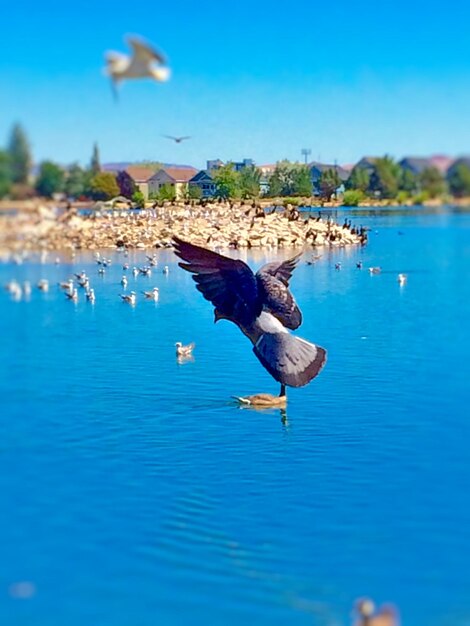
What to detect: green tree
<box><xmin>448</xmin><ymin>164</ymin><xmax>470</xmax><ymax>198</ymax></box>
<box><xmin>156</xmin><ymin>183</ymin><xmax>176</xmax><ymax>201</ymax></box>
<box><xmin>0</xmin><ymin>151</ymin><xmax>12</xmax><ymax>198</ymax></box>
<box><xmin>89</xmin><ymin>172</ymin><xmax>119</xmax><ymax>200</ymax></box>
<box><xmin>399</xmin><ymin>168</ymin><xmax>418</xmax><ymax>194</ymax></box>
<box><xmin>369</xmin><ymin>156</ymin><xmax>401</xmax><ymax>199</ymax></box>
<box><xmin>342</xmin><ymin>189</ymin><xmax>365</xmax><ymax>206</ymax></box>
<box><xmin>188</xmin><ymin>184</ymin><xmax>202</xmax><ymax>200</ymax></box>
<box><xmin>35</xmin><ymin>161</ymin><xmax>65</xmax><ymax>197</ymax></box>
<box><xmin>213</xmin><ymin>163</ymin><xmax>241</xmax><ymax>199</ymax></box>
<box><xmin>292</xmin><ymin>165</ymin><xmax>312</xmax><ymax>196</ymax></box>
<box><xmin>64</xmin><ymin>163</ymin><xmax>86</xmax><ymax>198</ymax></box>
<box><xmin>132</xmin><ymin>190</ymin><xmax>145</xmax><ymax>207</ymax></box>
<box><xmin>268</xmin><ymin>161</ymin><xmax>296</xmax><ymax>196</ymax></box>
<box><xmin>239</xmin><ymin>165</ymin><xmax>261</xmax><ymax>198</ymax></box>
<box><xmin>319</xmin><ymin>168</ymin><xmax>340</xmax><ymax>201</ymax></box>
<box><xmin>90</xmin><ymin>142</ymin><xmax>101</xmax><ymax>174</ymax></box>
<box><xmin>7</xmin><ymin>123</ymin><xmax>32</xmax><ymax>184</ymax></box>
<box><xmin>419</xmin><ymin>167</ymin><xmax>446</xmax><ymax>198</ymax></box>
<box><xmin>346</xmin><ymin>167</ymin><xmax>370</xmax><ymax>192</ymax></box>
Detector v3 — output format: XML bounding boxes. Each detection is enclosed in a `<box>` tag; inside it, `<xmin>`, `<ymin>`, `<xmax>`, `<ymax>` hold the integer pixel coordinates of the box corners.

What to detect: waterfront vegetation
<box><xmin>1</xmin><ymin>123</ymin><xmax>470</xmax><ymax>206</ymax></box>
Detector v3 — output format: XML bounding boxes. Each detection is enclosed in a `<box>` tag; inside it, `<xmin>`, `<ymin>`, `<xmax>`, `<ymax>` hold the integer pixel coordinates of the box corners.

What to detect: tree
<box><xmin>89</xmin><ymin>172</ymin><xmax>119</xmax><ymax>200</ymax></box>
<box><xmin>369</xmin><ymin>156</ymin><xmax>401</xmax><ymax>199</ymax></box>
<box><xmin>132</xmin><ymin>190</ymin><xmax>145</xmax><ymax>207</ymax></box>
<box><xmin>156</xmin><ymin>183</ymin><xmax>176</xmax><ymax>201</ymax></box>
<box><xmin>268</xmin><ymin>161</ymin><xmax>295</xmax><ymax>196</ymax></box>
<box><xmin>419</xmin><ymin>167</ymin><xmax>446</xmax><ymax>198</ymax></box>
<box><xmin>342</xmin><ymin>189</ymin><xmax>365</xmax><ymax>206</ymax></box>
<box><xmin>239</xmin><ymin>165</ymin><xmax>261</xmax><ymax>198</ymax></box>
<box><xmin>292</xmin><ymin>165</ymin><xmax>312</xmax><ymax>196</ymax></box>
<box><xmin>346</xmin><ymin>167</ymin><xmax>370</xmax><ymax>192</ymax></box>
<box><xmin>35</xmin><ymin>161</ymin><xmax>65</xmax><ymax>197</ymax></box>
<box><xmin>319</xmin><ymin>168</ymin><xmax>340</xmax><ymax>201</ymax></box>
<box><xmin>7</xmin><ymin>123</ymin><xmax>32</xmax><ymax>184</ymax></box>
<box><xmin>116</xmin><ymin>170</ymin><xmax>137</xmax><ymax>198</ymax></box>
<box><xmin>448</xmin><ymin>164</ymin><xmax>470</xmax><ymax>198</ymax></box>
<box><xmin>399</xmin><ymin>168</ymin><xmax>418</xmax><ymax>194</ymax></box>
<box><xmin>64</xmin><ymin>163</ymin><xmax>86</xmax><ymax>198</ymax></box>
<box><xmin>90</xmin><ymin>142</ymin><xmax>101</xmax><ymax>174</ymax></box>
<box><xmin>213</xmin><ymin>163</ymin><xmax>241</xmax><ymax>199</ymax></box>
<box><xmin>188</xmin><ymin>184</ymin><xmax>202</xmax><ymax>200</ymax></box>
<box><xmin>0</xmin><ymin>151</ymin><xmax>12</xmax><ymax>198</ymax></box>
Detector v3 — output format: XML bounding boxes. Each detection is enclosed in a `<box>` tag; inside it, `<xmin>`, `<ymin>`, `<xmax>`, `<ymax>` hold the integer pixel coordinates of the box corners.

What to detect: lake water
<box><xmin>1</xmin><ymin>206</ymin><xmax>470</xmax><ymax>626</ymax></box>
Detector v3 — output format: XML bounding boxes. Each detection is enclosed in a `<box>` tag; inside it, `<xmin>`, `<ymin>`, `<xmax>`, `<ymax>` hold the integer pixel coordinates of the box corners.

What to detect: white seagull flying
<box><xmin>104</xmin><ymin>36</ymin><xmax>171</xmax><ymax>99</ymax></box>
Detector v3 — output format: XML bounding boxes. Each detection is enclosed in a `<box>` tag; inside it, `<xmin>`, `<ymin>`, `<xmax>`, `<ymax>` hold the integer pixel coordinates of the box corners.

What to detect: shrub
<box><xmin>342</xmin><ymin>189</ymin><xmax>365</xmax><ymax>206</ymax></box>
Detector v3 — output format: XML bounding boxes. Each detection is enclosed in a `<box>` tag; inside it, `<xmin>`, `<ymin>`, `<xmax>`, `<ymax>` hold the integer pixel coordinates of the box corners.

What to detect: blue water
<box><xmin>1</xmin><ymin>207</ymin><xmax>470</xmax><ymax>626</ymax></box>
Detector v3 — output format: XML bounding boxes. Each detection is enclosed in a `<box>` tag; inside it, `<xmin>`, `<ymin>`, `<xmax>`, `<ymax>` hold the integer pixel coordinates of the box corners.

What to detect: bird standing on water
<box><xmin>173</xmin><ymin>237</ymin><xmax>326</xmax><ymax>400</ymax></box>
<box><xmin>353</xmin><ymin>598</ymin><xmax>399</xmax><ymax>626</ymax></box>
<box><xmin>104</xmin><ymin>36</ymin><xmax>170</xmax><ymax>99</ymax></box>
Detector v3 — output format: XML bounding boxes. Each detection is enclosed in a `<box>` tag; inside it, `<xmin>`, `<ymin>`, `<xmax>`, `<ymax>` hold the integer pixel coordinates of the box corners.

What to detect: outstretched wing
<box><xmin>258</xmin><ymin>253</ymin><xmax>302</xmax><ymax>286</ymax></box>
<box><xmin>173</xmin><ymin>237</ymin><xmax>262</xmax><ymax>328</ymax></box>
<box><xmin>127</xmin><ymin>37</ymin><xmax>166</xmax><ymax>64</ymax></box>
<box><xmin>256</xmin><ymin>272</ymin><xmax>302</xmax><ymax>330</ymax></box>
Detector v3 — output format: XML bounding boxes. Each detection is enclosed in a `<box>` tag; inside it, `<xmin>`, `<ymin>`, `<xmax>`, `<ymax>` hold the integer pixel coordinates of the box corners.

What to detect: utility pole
<box><xmin>301</xmin><ymin>148</ymin><xmax>311</xmax><ymax>165</ymax></box>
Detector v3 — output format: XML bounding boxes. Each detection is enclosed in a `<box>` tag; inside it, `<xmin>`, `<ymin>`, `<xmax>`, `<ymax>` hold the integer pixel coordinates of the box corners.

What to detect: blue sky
<box><xmin>1</xmin><ymin>0</ymin><xmax>469</xmax><ymax>168</ymax></box>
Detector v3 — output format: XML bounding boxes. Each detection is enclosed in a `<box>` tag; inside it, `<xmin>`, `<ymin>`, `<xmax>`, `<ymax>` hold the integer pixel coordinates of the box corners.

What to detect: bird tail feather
<box><xmin>253</xmin><ymin>333</ymin><xmax>326</xmax><ymax>388</ymax></box>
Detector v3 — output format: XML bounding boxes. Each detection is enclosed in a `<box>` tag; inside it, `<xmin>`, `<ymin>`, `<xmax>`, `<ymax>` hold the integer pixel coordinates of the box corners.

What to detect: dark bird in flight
<box><xmin>163</xmin><ymin>135</ymin><xmax>191</xmax><ymax>143</ymax></box>
<box><xmin>173</xmin><ymin>237</ymin><xmax>327</xmax><ymax>397</ymax></box>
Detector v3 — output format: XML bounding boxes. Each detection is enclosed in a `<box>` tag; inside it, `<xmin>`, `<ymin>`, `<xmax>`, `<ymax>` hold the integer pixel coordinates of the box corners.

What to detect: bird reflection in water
<box><xmin>232</xmin><ymin>399</ymin><xmax>290</xmax><ymax>427</ymax></box>
<box><xmin>176</xmin><ymin>354</ymin><xmax>195</xmax><ymax>366</ymax></box>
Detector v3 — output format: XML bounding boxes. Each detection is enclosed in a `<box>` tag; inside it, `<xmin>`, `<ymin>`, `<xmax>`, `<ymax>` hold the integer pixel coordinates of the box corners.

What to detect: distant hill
<box><xmin>103</xmin><ymin>162</ymin><xmax>196</xmax><ymax>172</ymax></box>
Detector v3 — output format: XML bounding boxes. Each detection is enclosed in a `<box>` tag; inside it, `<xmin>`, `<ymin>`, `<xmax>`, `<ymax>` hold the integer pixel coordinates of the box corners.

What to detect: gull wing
<box><xmin>257</xmin><ymin>253</ymin><xmax>302</xmax><ymax>287</ymax></box>
<box><xmin>127</xmin><ymin>37</ymin><xmax>166</xmax><ymax>64</ymax></box>
<box><xmin>173</xmin><ymin>237</ymin><xmax>262</xmax><ymax>328</ymax></box>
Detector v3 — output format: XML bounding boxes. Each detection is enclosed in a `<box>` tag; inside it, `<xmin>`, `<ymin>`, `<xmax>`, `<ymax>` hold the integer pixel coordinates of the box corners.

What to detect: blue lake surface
<box><xmin>1</xmin><ymin>206</ymin><xmax>470</xmax><ymax>626</ymax></box>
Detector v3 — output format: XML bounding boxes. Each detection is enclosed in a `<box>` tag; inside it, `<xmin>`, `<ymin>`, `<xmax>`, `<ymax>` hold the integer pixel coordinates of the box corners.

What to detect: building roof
<box><xmin>399</xmin><ymin>157</ymin><xmax>433</xmax><ymax>174</ymax></box>
<box><xmin>161</xmin><ymin>167</ymin><xmax>199</xmax><ymax>182</ymax></box>
<box><xmin>126</xmin><ymin>166</ymin><xmax>158</xmax><ymax>182</ymax></box>
<box><xmin>309</xmin><ymin>161</ymin><xmax>350</xmax><ymax>181</ymax></box>
<box><xmin>429</xmin><ymin>155</ymin><xmax>455</xmax><ymax>173</ymax></box>
<box><xmin>190</xmin><ymin>170</ymin><xmax>214</xmax><ymax>182</ymax></box>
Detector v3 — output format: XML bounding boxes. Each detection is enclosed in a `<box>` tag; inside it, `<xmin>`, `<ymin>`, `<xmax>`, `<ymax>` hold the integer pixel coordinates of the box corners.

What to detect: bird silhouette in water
<box><xmin>173</xmin><ymin>237</ymin><xmax>326</xmax><ymax>400</ymax></box>
<box><xmin>163</xmin><ymin>135</ymin><xmax>191</xmax><ymax>144</ymax></box>
<box><xmin>104</xmin><ymin>36</ymin><xmax>170</xmax><ymax>100</ymax></box>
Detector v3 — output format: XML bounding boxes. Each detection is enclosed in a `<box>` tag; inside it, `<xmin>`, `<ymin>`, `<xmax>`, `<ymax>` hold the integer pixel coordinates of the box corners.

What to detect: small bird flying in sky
<box><xmin>163</xmin><ymin>135</ymin><xmax>191</xmax><ymax>143</ymax></box>
<box><xmin>104</xmin><ymin>36</ymin><xmax>170</xmax><ymax>99</ymax></box>
<box><xmin>173</xmin><ymin>237</ymin><xmax>326</xmax><ymax>398</ymax></box>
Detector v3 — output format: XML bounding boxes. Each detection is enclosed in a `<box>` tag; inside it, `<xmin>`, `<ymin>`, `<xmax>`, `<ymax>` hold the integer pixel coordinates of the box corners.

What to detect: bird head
<box><xmin>151</xmin><ymin>65</ymin><xmax>171</xmax><ymax>82</ymax></box>
<box><xmin>355</xmin><ymin>598</ymin><xmax>375</xmax><ymax>617</ymax></box>
<box><xmin>175</xmin><ymin>342</ymin><xmax>182</xmax><ymax>348</ymax></box>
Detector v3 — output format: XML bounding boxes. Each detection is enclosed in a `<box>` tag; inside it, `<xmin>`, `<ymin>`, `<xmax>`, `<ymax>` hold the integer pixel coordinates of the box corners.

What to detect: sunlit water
<box><xmin>1</xmin><ymin>207</ymin><xmax>470</xmax><ymax>626</ymax></box>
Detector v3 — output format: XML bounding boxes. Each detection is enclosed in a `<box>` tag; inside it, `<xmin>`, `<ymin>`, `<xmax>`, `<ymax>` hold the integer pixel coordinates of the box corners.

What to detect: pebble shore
<box><xmin>0</xmin><ymin>201</ymin><xmax>366</xmax><ymax>252</ymax></box>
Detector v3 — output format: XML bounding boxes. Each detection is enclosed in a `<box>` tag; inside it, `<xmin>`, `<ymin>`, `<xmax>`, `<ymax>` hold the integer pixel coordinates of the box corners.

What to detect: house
<box><xmin>429</xmin><ymin>155</ymin><xmax>455</xmax><ymax>174</ymax></box>
<box><xmin>206</xmin><ymin>159</ymin><xmax>224</xmax><ymax>172</ymax></box>
<box><xmin>399</xmin><ymin>157</ymin><xmax>433</xmax><ymax>175</ymax></box>
<box><xmin>148</xmin><ymin>167</ymin><xmax>199</xmax><ymax>199</ymax></box>
<box><xmin>446</xmin><ymin>157</ymin><xmax>470</xmax><ymax>179</ymax></box>
<box><xmin>232</xmin><ymin>158</ymin><xmax>254</xmax><ymax>172</ymax></box>
<box><xmin>125</xmin><ymin>166</ymin><xmax>159</xmax><ymax>200</ymax></box>
<box><xmin>189</xmin><ymin>170</ymin><xmax>217</xmax><ymax>198</ymax></box>
<box><xmin>309</xmin><ymin>161</ymin><xmax>350</xmax><ymax>194</ymax></box>
<box><xmin>258</xmin><ymin>164</ymin><xmax>276</xmax><ymax>195</ymax></box>
<box><xmin>354</xmin><ymin>157</ymin><xmax>379</xmax><ymax>174</ymax></box>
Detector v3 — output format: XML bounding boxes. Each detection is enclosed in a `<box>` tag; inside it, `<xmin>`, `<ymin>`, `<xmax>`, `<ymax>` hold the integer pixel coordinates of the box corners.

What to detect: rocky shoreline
<box><xmin>0</xmin><ymin>201</ymin><xmax>366</xmax><ymax>253</ymax></box>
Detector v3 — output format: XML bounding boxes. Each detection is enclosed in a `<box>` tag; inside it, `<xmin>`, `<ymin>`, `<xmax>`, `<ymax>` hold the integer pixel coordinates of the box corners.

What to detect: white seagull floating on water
<box><xmin>142</xmin><ymin>287</ymin><xmax>159</xmax><ymax>301</ymax></box>
<box><xmin>104</xmin><ymin>36</ymin><xmax>170</xmax><ymax>99</ymax></box>
<box><xmin>175</xmin><ymin>342</ymin><xmax>195</xmax><ymax>358</ymax></box>
<box><xmin>121</xmin><ymin>291</ymin><xmax>136</xmax><ymax>305</ymax></box>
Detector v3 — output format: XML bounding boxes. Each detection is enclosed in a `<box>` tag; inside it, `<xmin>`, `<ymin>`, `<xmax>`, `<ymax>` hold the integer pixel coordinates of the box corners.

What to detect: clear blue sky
<box><xmin>1</xmin><ymin>0</ymin><xmax>469</xmax><ymax>168</ymax></box>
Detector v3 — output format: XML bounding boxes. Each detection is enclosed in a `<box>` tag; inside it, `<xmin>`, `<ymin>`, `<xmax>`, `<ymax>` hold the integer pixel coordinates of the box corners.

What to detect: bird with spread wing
<box><xmin>104</xmin><ymin>36</ymin><xmax>170</xmax><ymax>99</ymax></box>
<box><xmin>163</xmin><ymin>135</ymin><xmax>191</xmax><ymax>143</ymax></box>
<box><xmin>173</xmin><ymin>237</ymin><xmax>327</xmax><ymax>400</ymax></box>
